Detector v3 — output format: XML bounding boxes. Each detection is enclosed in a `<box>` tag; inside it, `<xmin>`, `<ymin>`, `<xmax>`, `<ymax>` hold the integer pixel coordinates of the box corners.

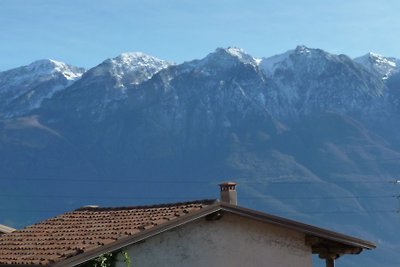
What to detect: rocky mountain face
<box><xmin>260</xmin><ymin>46</ymin><xmax>387</xmax><ymax>118</ymax></box>
<box><xmin>354</xmin><ymin>52</ymin><xmax>399</xmax><ymax>79</ymax></box>
<box><xmin>1</xmin><ymin>47</ymin><xmax>400</xmax><ymax>267</ymax></box>
<box><xmin>39</xmin><ymin>52</ymin><xmax>172</xmax><ymax>121</ymax></box>
<box><xmin>0</xmin><ymin>59</ymin><xmax>85</xmax><ymax>118</ymax></box>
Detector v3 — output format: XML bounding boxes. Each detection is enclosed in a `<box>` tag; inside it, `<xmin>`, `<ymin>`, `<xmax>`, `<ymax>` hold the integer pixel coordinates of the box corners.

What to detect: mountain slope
<box><xmin>0</xmin><ymin>59</ymin><xmax>85</xmax><ymax>118</ymax></box>
<box><xmin>39</xmin><ymin>52</ymin><xmax>172</xmax><ymax>120</ymax></box>
<box><xmin>354</xmin><ymin>52</ymin><xmax>400</xmax><ymax>80</ymax></box>
<box><xmin>260</xmin><ymin>46</ymin><xmax>386</xmax><ymax>117</ymax></box>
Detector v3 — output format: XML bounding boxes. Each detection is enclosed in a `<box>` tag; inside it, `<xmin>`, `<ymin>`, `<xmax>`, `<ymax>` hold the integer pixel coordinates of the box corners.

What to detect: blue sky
<box><xmin>1</xmin><ymin>0</ymin><xmax>399</xmax><ymax>71</ymax></box>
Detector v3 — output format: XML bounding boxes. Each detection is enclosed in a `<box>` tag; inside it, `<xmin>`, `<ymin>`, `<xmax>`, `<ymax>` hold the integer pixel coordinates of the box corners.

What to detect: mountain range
<box><xmin>1</xmin><ymin>46</ymin><xmax>400</xmax><ymax>267</ymax></box>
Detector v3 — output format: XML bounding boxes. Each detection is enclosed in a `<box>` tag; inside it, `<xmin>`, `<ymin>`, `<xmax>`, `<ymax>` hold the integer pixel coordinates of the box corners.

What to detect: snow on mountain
<box><xmin>0</xmin><ymin>59</ymin><xmax>84</xmax><ymax>93</ymax></box>
<box><xmin>192</xmin><ymin>47</ymin><xmax>260</xmax><ymax>72</ymax></box>
<box><xmin>260</xmin><ymin>49</ymin><xmax>293</xmax><ymax>77</ymax></box>
<box><xmin>3</xmin><ymin>46</ymin><xmax>400</xmax><ymax>267</ymax></box>
<box><xmin>260</xmin><ymin>45</ymin><xmax>339</xmax><ymax>77</ymax></box>
<box><xmin>258</xmin><ymin>46</ymin><xmax>386</xmax><ymax>116</ymax></box>
<box><xmin>39</xmin><ymin>46</ymin><xmax>388</xmax><ymax>122</ymax></box>
<box><xmin>259</xmin><ymin>45</ymin><xmax>338</xmax><ymax>105</ymax></box>
<box><xmin>165</xmin><ymin>47</ymin><xmax>264</xmax><ymax>87</ymax></box>
<box><xmin>89</xmin><ymin>52</ymin><xmax>172</xmax><ymax>88</ymax></box>
<box><xmin>2</xmin><ymin>46</ymin><xmax>398</xmax><ymax>122</ymax></box>
<box><xmin>25</xmin><ymin>59</ymin><xmax>84</xmax><ymax>81</ymax></box>
<box><xmin>212</xmin><ymin>47</ymin><xmax>260</xmax><ymax>66</ymax></box>
<box><xmin>74</xmin><ymin>51</ymin><xmax>172</xmax><ymax>101</ymax></box>
<box><xmin>224</xmin><ymin>47</ymin><xmax>261</xmax><ymax>66</ymax></box>
<box><xmin>39</xmin><ymin>52</ymin><xmax>173</xmax><ymax>120</ymax></box>
<box><xmin>0</xmin><ymin>59</ymin><xmax>85</xmax><ymax>117</ymax></box>
<box><xmin>354</xmin><ymin>52</ymin><xmax>400</xmax><ymax>79</ymax></box>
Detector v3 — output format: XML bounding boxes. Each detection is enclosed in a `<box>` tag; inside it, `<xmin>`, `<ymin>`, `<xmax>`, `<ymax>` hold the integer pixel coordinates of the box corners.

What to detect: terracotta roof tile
<box><xmin>0</xmin><ymin>199</ymin><xmax>216</xmax><ymax>266</ymax></box>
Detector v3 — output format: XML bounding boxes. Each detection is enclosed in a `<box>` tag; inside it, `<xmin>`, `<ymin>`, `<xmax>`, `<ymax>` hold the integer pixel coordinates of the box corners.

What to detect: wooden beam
<box><xmin>306</xmin><ymin>234</ymin><xmax>363</xmax><ymax>260</ymax></box>
<box><xmin>313</xmin><ymin>246</ymin><xmax>362</xmax><ymax>256</ymax></box>
<box><xmin>326</xmin><ymin>258</ymin><xmax>335</xmax><ymax>267</ymax></box>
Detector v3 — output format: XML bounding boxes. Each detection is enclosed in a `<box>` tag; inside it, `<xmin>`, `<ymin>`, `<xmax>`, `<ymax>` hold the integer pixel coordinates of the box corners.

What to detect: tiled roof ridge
<box><xmin>0</xmin><ymin>224</ymin><xmax>16</xmax><ymax>234</ymax></box>
<box><xmin>74</xmin><ymin>199</ymin><xmax>217</xmax><ymax>211</ymax></box>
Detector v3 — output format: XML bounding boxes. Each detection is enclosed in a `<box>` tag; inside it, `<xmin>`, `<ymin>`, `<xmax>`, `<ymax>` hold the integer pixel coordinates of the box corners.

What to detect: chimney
<box><xmin>219</xmin><ymin>182</ymin><xmax>237</xmax><ymax>205</ymax></box>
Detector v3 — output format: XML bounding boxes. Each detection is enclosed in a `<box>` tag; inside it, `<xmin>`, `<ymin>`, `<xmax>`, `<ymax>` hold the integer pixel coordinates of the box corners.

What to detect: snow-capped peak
<box><xmin>295</xmin><ymin>45</ymin><xmax>311</xmax><ymax>54</ymax></box>
<box><xmin>365</xmin><ymin>52</ymin><xmax>397</xmax><ymax>67</ymax></box>
<box><xmin>26</xmin><ymin>59</ymin><xmax>85</xmax><ymax>81</ymax></box>
<box><xmin>195</xmin><ymin>47</ymin><xmax>260</xmax><ymax>71</ymax></box>
<box><xmin>0</xmin><ymin>59</ymin><xmax>86</xmax><ymax>117</ymax></box>
<box><xmin>91</xmin><ymin>52</ymin><xmax>172</xmax><ymax>85</ymax></box>
<box><xmin>0</xmin><ymin>59</ymin><xmax>85</xmax><ymax>92</ymax></box>
<box><xmin>354</xmin><ymin>52</ymin><xmax>399</xmax><ymax>79</ymax></box>
<box><xmin>112</xmin><ymin>52</ymin><xmax>171</xmax><ymax>68</ymax></box>
<box><xmin>293</xmin><ymin>45</ymin><xmax>336</xmax><ymax>59</ymax></box>
<box><xmin>260</xmin><ymin>45</ymin><xmax>342</xmax><ymax>76</ymax></box>
<box><xmin>224</xmin><ymin>47</ymin><xmax>261</xmax><ymax>65</ymax></box>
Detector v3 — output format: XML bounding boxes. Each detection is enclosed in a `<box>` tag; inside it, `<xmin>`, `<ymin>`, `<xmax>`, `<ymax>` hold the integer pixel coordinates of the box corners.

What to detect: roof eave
<box><xmin>219</xmin><ymin>203</ymin><xmax>376</xmax><ymax>250</ymax></box>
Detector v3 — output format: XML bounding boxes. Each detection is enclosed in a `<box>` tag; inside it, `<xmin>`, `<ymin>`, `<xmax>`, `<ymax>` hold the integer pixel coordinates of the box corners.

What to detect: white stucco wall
<box><xmin>116</xmin><ymin>212</ymin><xmax>312</xmax><ymax>267</ymax></box>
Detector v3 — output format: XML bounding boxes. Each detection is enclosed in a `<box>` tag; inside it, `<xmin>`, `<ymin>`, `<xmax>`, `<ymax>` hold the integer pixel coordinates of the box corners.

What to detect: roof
<box><xmin>0</xmin><ymin>225</ymin><xmax>15</xmax><ymax>235</ymax></box>
<box><xmin>0</xmin><ymin>200</ymin><xmax>215</xmax><ymax>266</ymax></box>
<box><xmin>0</xmin><ymin>200</ymin><xmax>376</xmax><ymax>266</ymax></box>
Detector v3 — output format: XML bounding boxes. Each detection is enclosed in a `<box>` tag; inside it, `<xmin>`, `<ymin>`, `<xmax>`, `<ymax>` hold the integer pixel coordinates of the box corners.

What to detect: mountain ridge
<box><xmin>1</xmin><ymin>46</ymin><xmax>400</xmax><ymax>267</ymax></box>
<box><xmin>2</xmin><ymin>46</ymin><xmax>399</xmax><ymax>120</ymax></box>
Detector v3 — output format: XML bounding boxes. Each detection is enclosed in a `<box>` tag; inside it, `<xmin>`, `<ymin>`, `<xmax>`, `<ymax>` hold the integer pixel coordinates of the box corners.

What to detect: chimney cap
<box><xmin>219</xmin><ymin>181</ymin><xmax>237</xmax><ymax>186</ymax></box>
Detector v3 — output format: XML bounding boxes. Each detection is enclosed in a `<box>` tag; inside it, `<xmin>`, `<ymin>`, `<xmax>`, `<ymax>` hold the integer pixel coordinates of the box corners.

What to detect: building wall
<box><xmin>116</xmin><ymin>212</ymin><xmax>312</xmax><ymax>267</ymax></box>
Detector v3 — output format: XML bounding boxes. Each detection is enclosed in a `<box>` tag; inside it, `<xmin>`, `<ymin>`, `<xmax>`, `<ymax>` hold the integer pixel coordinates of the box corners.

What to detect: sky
<box><xmin>0</xmin><ymin>0</ymin><xmax>399</xmax><ymax>71</ymax></box>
